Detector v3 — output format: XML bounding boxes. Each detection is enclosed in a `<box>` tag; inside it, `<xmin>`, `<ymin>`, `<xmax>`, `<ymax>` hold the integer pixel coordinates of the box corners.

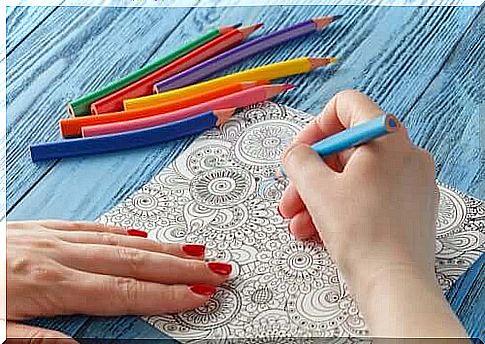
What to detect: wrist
<box><xmin>351</xmin><ymin>263</ymin><xmax>467</xmax><ymax>338</ymax></box>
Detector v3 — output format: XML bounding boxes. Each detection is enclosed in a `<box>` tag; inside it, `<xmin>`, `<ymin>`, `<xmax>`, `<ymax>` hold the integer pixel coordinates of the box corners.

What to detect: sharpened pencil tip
<box><xmin>214</xmin><ymin>108</ymin><xmax>237</xmax><ymax>126</ymax></box>
<box><xmin>312</xmin><ymin>16</ymin><xmax>339</xmax><ymax>30</ymax></box>
<box><xmin>308</xmin><ymin>57</ymin><xmax>336</xmax><ymax>69</ymax></box>
<box><xmin>239</xmin><ymin>23</ymin><xmax>264</xmax><ymax>39</ymax></box>
<box><xmin>220</xmin><ymin>23</ymin><xmax>242</xmax><ymax>34</ymax></box>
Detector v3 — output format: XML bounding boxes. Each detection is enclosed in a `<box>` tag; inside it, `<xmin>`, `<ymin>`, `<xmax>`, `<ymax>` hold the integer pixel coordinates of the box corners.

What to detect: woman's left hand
<box><xmin>7</xmin><ymin>220</ymin><xmax>232</xmax><ymax>340</ymax></box>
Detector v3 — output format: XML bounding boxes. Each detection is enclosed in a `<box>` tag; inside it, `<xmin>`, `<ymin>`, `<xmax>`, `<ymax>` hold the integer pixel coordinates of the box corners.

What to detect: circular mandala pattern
<box><xmin>190</xmin><ymin>168</ymin><xmax>255</xmax><ymax>208</ymax></box>
<box><xmin>187</xmin><ymin>144</ymin><xmax>232</xmax><ymax>175</ymax></box>
<box><xmin>235</xmin><ymin>120</ymin><xmax>300</xmax><ymax>166</ymax></box>
<box><xmin>175</xmin><ymin>285</ymin><xmax>241</xmax><ymax>330</ymax></box>
<box><xmin>258</xmin><ymin>241</ymin><xmax>333</xmax><ymax>294</ymax></box>
<box><xmin>436</xmin><ymin>187</ymin><xmax>466</xmax><ymax>237</ymax></box>
<box><xmin>103</xmin><ymin>103</ymin><xmax>483</xmax><ymax>341</ymax></box>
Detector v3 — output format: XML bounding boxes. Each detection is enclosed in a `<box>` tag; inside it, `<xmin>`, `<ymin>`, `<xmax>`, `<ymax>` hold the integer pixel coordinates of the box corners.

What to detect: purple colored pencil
<box><xmin>154</xmin><ymin>15</ymin><xmax>342</xmax><ymax>93</ymax></box>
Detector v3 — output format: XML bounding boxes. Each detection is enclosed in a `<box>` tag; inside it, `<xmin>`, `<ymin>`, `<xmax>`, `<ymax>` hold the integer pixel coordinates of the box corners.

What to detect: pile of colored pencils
<box><xmin>30</xmin><ymin>16</ymin><xmax>342</xmax><ymax>162</ymax></box>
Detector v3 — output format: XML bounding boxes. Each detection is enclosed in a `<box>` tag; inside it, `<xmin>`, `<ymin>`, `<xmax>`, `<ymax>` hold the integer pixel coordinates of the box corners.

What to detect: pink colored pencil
<box><xmin>82</xmin><ymin>84</ymin><xmax>294</xmax><ymax>137</ymax></box>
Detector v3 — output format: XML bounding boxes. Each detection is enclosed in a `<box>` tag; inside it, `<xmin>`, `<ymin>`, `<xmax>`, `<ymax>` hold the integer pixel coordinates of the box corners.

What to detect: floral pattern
<box><xmin>98</xmin><ymin>102</ymin><xmax>485</xmax><ymax>342</ymax></box>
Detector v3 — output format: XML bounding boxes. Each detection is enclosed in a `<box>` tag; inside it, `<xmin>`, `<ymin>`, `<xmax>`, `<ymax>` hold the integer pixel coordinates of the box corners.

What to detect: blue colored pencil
<box><xmin>279</xmin><ymin>114</ymin><xmax>400</xmax><ymax>177</ymax></box>
<box><xmin>30</xmin><ymin>109</ymin><xmax>236</xmax><ymax>162</ymax></box>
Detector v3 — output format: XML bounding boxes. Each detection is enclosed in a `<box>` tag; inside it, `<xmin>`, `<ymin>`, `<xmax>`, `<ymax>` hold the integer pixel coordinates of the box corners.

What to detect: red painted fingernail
<box><xmin>190</xmin><ymin>284</ymin><xmax>216</xmax><ymax>296</ymax></box>
<box><xmin>208</xmin><ymin>262</ymin><xmax>232</xmax><ymax>276</ymax></box>
<box><xmin>127</xmin><ymin>229</ymin><xmax>148</xmax><ymax>238</ymax></box>
<box><xmin>182</xmin><ymin>244</ymin><xmax>205</xmax><ymax>257</ymax></box>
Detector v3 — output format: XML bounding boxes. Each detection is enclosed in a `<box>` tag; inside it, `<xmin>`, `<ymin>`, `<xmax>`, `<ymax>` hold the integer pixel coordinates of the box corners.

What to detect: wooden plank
<box><xmin>7</xmin><ymin>4</ymin><xmax>483</xmax><ymax>339</ymax></box>
<box><xmin>7</xmin><ymin>5</ymin><xmax>480</xmax><ymax>221</ymax></box>
<box><xmin>6</xmin><ymin>5</ymin><xmax>194</xmax><ymax>210</ymax></box>
<box><xmin>404</xmin><ymin>6</ymin><xmax>484</xmax><ymax>198</ymax></box>
<box><xmin>6</xmin><ymin>6</ymin><xmax>59</xmax><ymax>56</ymax></box>
<box><xmin>446</xmin><ymin>254</ymin><xmax>484</xmax><ymax>341</ymax></box>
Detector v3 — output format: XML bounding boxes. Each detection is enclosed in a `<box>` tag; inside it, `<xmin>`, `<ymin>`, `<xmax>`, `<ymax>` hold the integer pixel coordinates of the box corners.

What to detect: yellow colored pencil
<box><xmin>123</xmin><ymin>57</ymin><xmax>336</xmax><ymax>110</ymax></box>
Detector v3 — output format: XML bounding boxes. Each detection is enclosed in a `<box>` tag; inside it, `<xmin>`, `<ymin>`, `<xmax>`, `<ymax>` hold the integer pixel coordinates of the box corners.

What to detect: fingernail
<box><xmin>208</xmin><ymin>262</ymin><xmax>232</xmax><ymax>276</ymax></box>
<box><xmin>277</xmin><ymin>205</ymin><xmax>285</xmax><ymax>219</ymax></box>
<box><xmin>127</xmin><ymin>229</ymin><xmax>148</xmax><ymax>238</ymax></box>
<box><xmin>190</xmin><ymin>284</ymin><xmax>217</xmax><ymax>296</ymax></box>
<box><xmin>288</xmin><ymin>223</ymin><xmax>293</xmax><ymax>234</ymax></box>
<box><xmin>183</xmin><ymin>244</ymin><xmax>205</xmax><ymax>257</ymax></box>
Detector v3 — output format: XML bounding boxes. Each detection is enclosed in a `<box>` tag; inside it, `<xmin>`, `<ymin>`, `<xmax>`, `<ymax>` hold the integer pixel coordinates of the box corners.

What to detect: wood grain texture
<box><xmin>7</xmin><ymin>5</ymin><xmax>481</xmax><ymax>219</ymax></box>
<box><xmin>405</xmin><ymin>6</ymin><xmax>484</xmax><ymax>198</ymax></box>
<box><xmin>6</xmin><ymin>5</ymin><xmax>59</xmax><ymax>56</ymax></box>
<box><xmin>6</xmin><ymin>4</ymin><xmax>484</xmax><ymax>341</ymax></box>
<box><xmin>446</xmin><ymin>254</ymin><xmax>485</xmax><ymax>341</ymax></box>
<box><xmin>6</xmin><ymin>5</ymin><xmax>194</xmax><ymax>210</ymax></box>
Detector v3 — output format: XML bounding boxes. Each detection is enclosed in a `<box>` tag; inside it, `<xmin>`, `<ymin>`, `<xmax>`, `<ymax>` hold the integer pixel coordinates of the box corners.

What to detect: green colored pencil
<box><xmin>67</xmin><ymin>24</ymin><xmax>240</xmax><ymax>117</ymax></box>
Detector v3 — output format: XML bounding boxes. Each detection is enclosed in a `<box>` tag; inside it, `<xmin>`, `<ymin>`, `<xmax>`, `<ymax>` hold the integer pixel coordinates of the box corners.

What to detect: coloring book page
<box><xmin>99</xmin><ymin>102</ymin><xmax>484</xmax><ymax>342</ymax></box>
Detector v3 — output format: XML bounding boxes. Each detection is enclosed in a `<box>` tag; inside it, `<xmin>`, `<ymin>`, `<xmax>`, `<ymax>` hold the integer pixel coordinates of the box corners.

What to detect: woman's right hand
<box><xmin>279</xmin><ymin>90</ymin><xmax>467</xmax><ymax>338</ymax></box>
<box><xmin>7</xmin><ymin>220</ymin><xmax>232</xmax><ymax>341</ymax></box>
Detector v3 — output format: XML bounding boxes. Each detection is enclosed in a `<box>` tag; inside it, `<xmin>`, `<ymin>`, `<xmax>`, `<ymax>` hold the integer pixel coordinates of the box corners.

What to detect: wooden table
<box><xmin>6</xmin><ymin>4</ymin><xmax>484</xmax><ymax>341</ymax></box>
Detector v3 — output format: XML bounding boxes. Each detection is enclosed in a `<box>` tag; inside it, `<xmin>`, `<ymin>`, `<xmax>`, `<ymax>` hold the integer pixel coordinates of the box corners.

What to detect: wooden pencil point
<box><xmin>220</xmin><ymin>23</ymin><xmax>242</xmax><ymax>34</ymax></box>
<box><xmin>239</xmin><ymin>23</ymin><xmax>264</xmax><ymax>39</ymax></box>
<box><xmin>214</xmin><ymin>108</ymin><xmax>237</xmax><ymax>126</ymax></box>
<box><xmin>312</xmin><ymin>16</ymin><xmax>338</xmax><ymax>30</ymax></box>
<box><xmin>308</xmin><ymin>57</ymin><xmax>336</xmax><ymax>69</ymax></box>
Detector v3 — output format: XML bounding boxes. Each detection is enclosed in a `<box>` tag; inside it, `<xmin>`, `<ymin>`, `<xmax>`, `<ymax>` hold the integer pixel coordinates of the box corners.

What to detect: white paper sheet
<box><xmin>99</xmin><ymin>102</ymin><xmax>484</xmax><ymax>342</ymax></box>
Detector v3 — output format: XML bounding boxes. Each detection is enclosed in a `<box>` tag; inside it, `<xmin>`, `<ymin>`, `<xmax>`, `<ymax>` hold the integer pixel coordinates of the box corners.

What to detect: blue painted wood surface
<box><xmin>6</xmin><ymin>4</ymin><xmax>484</xmax><ymax>341</ymax></box>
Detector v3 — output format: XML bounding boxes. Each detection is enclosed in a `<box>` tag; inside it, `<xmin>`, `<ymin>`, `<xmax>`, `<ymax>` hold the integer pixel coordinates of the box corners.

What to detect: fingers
<box><xmin>279</xmin><ymin>183</ymin><xmax>306</xmax><ymax>219</ymax></box>
<box><xmin>282</xmin><ymin>144</ymin><xmax>338</xmax><ymax>226</ymax></box>
<box><xmin>6</xmin><ymin>321</ymin><xmax>78</xmax><ymax>344</ymax></box>
<box><xmin>63</xmin><ymin>272</ymin><xmax>218</xmax><ymax>315</ymax></box>
<box><xmin>11</xmin><ymin>220</ymin><xmax>129</xmax><ymax>235</ymax></box>
<box><xmin>289</xmin><ymin>210</ymin><xmax>319</xmax><ymax>240</ymax></box>
<box><xmin>57</xmin><ymin>243</ymin><xmax>230</xmax><ymax>286</ymax></box>
<box><xmin>55</xmin><ymin>231</ymin><xmax>205</xmax><ymax>260</ymax></box>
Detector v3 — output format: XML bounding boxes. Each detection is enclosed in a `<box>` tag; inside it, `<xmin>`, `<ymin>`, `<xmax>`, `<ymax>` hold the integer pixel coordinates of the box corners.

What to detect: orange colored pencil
<box><xmin>60</xmin><ymin>81</ymin><xmax>267</xmax><ymax>138</ymax></box>
<box><xmin>90</xmin><ymin>23</ymin><xmax>263</xmax><ymax>115</ymax></box>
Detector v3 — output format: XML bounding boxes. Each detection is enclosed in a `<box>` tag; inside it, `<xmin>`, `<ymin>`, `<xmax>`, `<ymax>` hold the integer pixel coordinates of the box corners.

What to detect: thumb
<box><xmin>6</xmin><ymin>321</ymin><xmax>78</xmax><ymax>344</ymax></box>
<box><xmin>283</xmin><ymin>143</ymin><xmax>336</xmax><ymax>210</ymax></box>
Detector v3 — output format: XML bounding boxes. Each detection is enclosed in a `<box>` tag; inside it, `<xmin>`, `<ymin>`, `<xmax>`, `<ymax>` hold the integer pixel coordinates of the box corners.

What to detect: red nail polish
<box><xmin>208</xmin><ymin>262</ymin><xmax>232</xmax><ymax>276</ymax></box>
<box><xmin>127</xmin><ymin>229</ymin><xmax>148</xmax><ymax>238</ymax></box>
<box><xmin>190</xmin><ymin>284</ymin><xmax>216</xmax><ymax>296</ymax></box>
<box><xmin>182</xmin><ymin>244</ymin><xmax>205</xmax><ymax>257</ymax></box>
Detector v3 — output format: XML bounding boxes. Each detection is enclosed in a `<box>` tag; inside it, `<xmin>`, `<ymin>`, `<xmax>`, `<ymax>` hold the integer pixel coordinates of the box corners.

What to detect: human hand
<box><xmin>7</xmin><ymin>220</ymin><xmax>232</xmax><ymax>341</ymax></box>
<box><xmin>278</xmin><ymin>90</ymin><xmax>467</xmax><ymax>337</ymax></box>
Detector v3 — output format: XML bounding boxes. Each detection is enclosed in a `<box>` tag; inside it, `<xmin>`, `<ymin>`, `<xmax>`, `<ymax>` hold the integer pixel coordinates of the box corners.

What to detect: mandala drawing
<box><xmin>98</xmin><ymin>102</ymin><xmax>485</xmax><ymax>342</ymax></box>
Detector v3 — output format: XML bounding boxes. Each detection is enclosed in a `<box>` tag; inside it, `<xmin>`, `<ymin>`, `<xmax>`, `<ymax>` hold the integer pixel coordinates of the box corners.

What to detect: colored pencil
<box><xmin>277</xmin><ymin>114</ymin><xmax>401</xmax><ymax>178</ymax></box>
<box><xmin>124</xmin><ymin>80</ymin><xmax>267</xmax><ymax>111</ymax></box>
<box><xmin>127</xmin><ymin>57</ymin><xmax>335</xmax><ymax>107</ymax></box>
<box><xmin>31</xmin><ymin>109</ymin><xmax>236</xmax><ymax>162</ymax></box>
<box><xmin>91</xmin><ymin>24</ymin><xmax>263</xmax><ymax>115</ymax></box>
<box><xmin>154</xmin><ymin>15</ymin><xmax>341</xmax><ymax>93</ymax></box>
<box><xmin>66</xmin><ymin>24</ymin><xmax>240</xmax><ymax>117</ymax></box>
<box><xmin>82</xmin><ymin>84</ymin><xmax>294</xmax><ymax>137</ymax></box>
<box><xmin>60</xmin><ymin>81</ymin><xmax>268</xmax><ymax>138</ymax></box>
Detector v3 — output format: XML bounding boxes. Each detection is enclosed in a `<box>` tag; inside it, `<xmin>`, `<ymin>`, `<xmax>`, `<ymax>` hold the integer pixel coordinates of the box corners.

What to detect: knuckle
<box><xmin>117</xmin><ymin>248</ymin><xmax>145</xmax><ymax>273</ymax></box>
<box><xmin>113</xmin><ymin>277</ymin><xmax>140</xmax><ymax>309</ymax></box>
<box><xmin>417</xmin><ymin>148</ymin><xmax>436</xmax><ymax>174</ymax></box>
<box><xmin>96</xmin><ymin>232</ymin><xmax>120</xmax><ymax>246</ymax></box>
<box><xmin>33</xmin><ymin>238</ymin><xmax>59</xmax><ymax>250</ymax></box>
<box><xmin>8</xmin><ymin>256</ymin><xmax>33</xmax><ymax>275</ymax></box>
<box><xmin>30</xmin><ymin>265</ymin><xmax>64</xmax><ymax>283</ymax></box>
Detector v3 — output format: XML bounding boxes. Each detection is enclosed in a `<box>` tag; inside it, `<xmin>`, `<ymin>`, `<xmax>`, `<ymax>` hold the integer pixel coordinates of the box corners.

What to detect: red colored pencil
<box><xmin>90</xmin><ymin>23</ymin><xmax>263</xmax><ymax>115</ymax></box>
